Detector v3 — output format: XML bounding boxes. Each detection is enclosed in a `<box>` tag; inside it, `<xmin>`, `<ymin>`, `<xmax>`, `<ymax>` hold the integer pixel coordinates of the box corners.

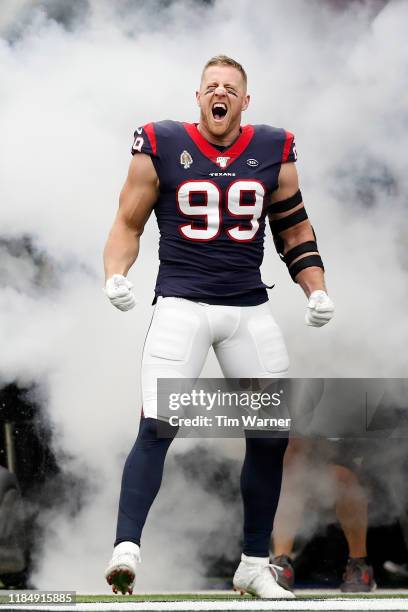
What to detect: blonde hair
<box><xmin>201</xmin><ymin>54</ymin><xmax>247</xmax><ymax>87</ymax></box>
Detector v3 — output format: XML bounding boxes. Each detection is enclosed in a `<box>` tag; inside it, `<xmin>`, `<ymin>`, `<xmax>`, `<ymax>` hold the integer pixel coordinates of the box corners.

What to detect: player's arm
<box><xmin>268</xmin><ymin>163</ymin><xmax>334</xmax><ymax>327</ymax></box>
<box><xmin>103</xmin><ymin>154</ymin><xmax>159</xmax><ymax>311</ymax></box>
<box><xmin>268</xmin><ymin>163</ymin><xmax>324</xmax><ymax>296</ymax></box>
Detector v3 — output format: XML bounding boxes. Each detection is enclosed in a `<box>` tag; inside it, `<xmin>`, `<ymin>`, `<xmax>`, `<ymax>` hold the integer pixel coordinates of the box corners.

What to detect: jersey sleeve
<box><xmin>281</xmin><ymin>130</ymin><xmax>298</xmax><ymax>163</ymax></box>
<box><xmin>131</xmin><ymin>122</ymin><xmax>159</xmax><ymax>158</ymax></box>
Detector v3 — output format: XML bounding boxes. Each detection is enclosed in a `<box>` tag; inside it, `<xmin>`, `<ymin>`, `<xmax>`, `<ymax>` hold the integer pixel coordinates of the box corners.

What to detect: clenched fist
<box><xmin>104</xmin><ymin>274</ymin><xmax>137</xmax><ymax>311</ymax></box>
<box><xmin>305</xmin><ymin>290</ymin><xmax>334</xmax><ymax>327</ymax></box>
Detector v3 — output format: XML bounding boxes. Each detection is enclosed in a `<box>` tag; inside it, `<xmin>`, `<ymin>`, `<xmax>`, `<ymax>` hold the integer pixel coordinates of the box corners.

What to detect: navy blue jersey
<box><xmin>131</xmin><ymin>121</ymin><xmax>297</xmax><ymax>302</ymax></box>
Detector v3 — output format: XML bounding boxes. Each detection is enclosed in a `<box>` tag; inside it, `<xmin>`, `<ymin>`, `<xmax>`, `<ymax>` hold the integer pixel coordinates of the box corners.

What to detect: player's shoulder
<box><xmin>251</xmin><ymin>124</ymin><xmax>297</xmax><ymax>163</ymax></box>
<box><xmin>131</xmin><ymin>120</ymin><xmax>184</xmax><ymax>157</ymax></box>
<box><xmin>135</xmin><ymin>120</ymin><xmax>184</xmax><ymax>138</ymax></box>
<box><xmin>253</xmin><ymin>124</ymin><xmax>294</xmax><ymax>142</ymax></box>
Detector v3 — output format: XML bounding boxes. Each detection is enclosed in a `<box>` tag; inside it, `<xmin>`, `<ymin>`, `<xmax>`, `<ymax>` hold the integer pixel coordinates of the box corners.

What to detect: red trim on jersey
<box><xmin>144</xmin><ymin>122</ymin><xmax>157</xmax><ymax>155</ymax></box>
<box><xmin>183</xmin><ymin>123</ymin><xmax>254</xmax><ymax>169</ymax></box>
<box><xmin>282</xmin><ymin>130</ymin><xmax>294</xmax><ymax>162</ymax></box>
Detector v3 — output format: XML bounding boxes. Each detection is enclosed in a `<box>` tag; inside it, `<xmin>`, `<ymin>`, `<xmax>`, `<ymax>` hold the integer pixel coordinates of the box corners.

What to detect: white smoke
<box><xmin>0</xmin><ymin>0</ymin><xmax>407</xmax><ymax>591</ymax></box>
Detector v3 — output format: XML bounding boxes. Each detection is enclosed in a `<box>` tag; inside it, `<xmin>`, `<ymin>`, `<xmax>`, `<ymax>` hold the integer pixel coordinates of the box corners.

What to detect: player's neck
<box><xmin>197</xmin><ymin>123</ymin><xmax>241</xmax><ymax>147</ymax></box>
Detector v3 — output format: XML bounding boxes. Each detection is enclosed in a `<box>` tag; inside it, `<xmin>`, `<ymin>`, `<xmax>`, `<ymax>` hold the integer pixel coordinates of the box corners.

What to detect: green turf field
<box><xmin>74</xmin><ymin>592</ymin><xmax>408</xmax><ymax>601</ymax></box>
<box><xmin>2</xmin><ymin>591</ymin><xmax>408</xmax><ymax>612</ymax></box>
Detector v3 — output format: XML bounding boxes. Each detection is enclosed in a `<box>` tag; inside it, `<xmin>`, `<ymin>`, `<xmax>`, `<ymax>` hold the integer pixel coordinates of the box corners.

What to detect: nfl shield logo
<box><xmin>180</xmin><ymin>150</ymin><xmax>193</xmax><ymax>169</ymax></box>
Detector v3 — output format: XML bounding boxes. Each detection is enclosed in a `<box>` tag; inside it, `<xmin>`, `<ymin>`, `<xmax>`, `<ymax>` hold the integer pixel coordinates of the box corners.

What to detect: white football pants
<box><xmin>141</xmin><ymin>297</ymin><xmax>289</xmax><ymax>419</ymax></box>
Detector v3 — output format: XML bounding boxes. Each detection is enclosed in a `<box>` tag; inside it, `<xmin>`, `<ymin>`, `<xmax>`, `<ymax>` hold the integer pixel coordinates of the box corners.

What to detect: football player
<box><xmin>103</xmin><ymin>55</ymin><xmax>334</xmax><ymax>598</ymax></box>
<box><xmin>272</xmin><ymin>438</ymin><xmax>376</xmax><ymax>592</ymax></box>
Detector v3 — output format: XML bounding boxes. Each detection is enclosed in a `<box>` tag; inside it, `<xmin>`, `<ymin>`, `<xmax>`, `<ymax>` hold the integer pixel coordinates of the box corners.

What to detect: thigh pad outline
<box><xmin>146</xmin><ymin>303</ymin><xmax>201</xmax><ymax>363</ymax></box>
<box><xmin>247</xmin><ymin>314</ymin><xmax>290</xmax><ymax>375</ymax></box>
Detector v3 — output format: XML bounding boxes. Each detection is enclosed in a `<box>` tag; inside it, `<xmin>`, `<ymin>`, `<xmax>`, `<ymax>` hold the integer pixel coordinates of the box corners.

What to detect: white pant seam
<box><xmin>213</xmin><ymin>306</ymin><xmax>242</xmax><ymax>347</ymax></box>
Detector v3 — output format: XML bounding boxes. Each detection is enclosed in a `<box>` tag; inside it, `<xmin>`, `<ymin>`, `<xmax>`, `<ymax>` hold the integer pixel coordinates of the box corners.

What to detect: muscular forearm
<box><xmin>268</xmin><ymin>163</ymin><xmax>334</xmax><ymax>326</ymax></box>
<box><xmin>295</xmin><ymin>267</ymin><xmax>326</xmax><ymax>298</ymax></box>
<box><xmin>103</xmin><ymin>220</ymin><xmax>140</xmax><ymax>280</ymax></box>
<box><xmin>279</xmin><ymin>222</ymin><xmax>327</xmax><ymax>297</ymax></box>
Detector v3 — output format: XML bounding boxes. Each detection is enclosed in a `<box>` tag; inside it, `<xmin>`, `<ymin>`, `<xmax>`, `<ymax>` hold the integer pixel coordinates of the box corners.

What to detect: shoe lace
<box><xmin>250</xmin><ymin>563</ymin><xmax>281</xmax><ymax>588</ymax></box>
<box><xmin>245</xmin><ymin>563</ymin><xmax>285</xmax><ymax>594</ymax></box>
<box><xmin>268</xmin><ymin>563</ymin><xmax>283</xmax><ymax>581</ymax></box>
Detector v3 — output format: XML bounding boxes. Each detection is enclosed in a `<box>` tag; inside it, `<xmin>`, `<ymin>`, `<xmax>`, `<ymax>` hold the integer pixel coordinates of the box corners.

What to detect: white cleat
<box><xmin>233</xmin><ymin>554</ymin><xmax>295</xmax><ymax>599</ymax></box>
<box><xmin>104</xmin><ymin>541</ymin><xmax>141</xmax><ymax>595</ymax></box>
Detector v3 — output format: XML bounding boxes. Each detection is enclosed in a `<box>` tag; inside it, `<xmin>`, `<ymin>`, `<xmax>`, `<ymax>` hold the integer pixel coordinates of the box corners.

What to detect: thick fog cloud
<box><xmin>0</xmin><ymin>0</ymin><xmax>407</xmax><ymax>591</ymax></box>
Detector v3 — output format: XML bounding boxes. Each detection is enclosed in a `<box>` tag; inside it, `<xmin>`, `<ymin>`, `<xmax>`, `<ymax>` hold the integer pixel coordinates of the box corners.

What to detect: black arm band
<box><xmin>271</xmin><ymin>189</ymin><xmax>303</xmax><ymax>213</ymax></box>
<box><xmin>288</xmin><ymin>254</ymin><xmax>324</xmax><ymax>281</ymax></box>
<box><xmin>284</xmin><ymin>240</ymin><xmax>318</xmax><ymax>266</ymax></box>
<box><xmin>270</xmin><ymin>207</ymin><xmax>308</xmax><ymax>235</ymax></box>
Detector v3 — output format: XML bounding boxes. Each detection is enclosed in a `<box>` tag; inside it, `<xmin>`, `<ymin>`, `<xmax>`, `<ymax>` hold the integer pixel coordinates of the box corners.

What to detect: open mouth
<box><xmin>212</xmin><ymin>102</ymin><xmax>228</xmax><ymax>121</ymax></box>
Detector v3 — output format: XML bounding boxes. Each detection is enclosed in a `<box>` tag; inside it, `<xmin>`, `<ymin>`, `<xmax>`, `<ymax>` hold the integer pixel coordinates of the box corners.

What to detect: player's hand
<box><xmin>305</xmin><ymin>290</ymin><xmax>334</xmax><ymax>327</ymax></box>
<box><xmin>104</xmin><ymin>274</ymin><xmax>137</xmax><ymax>311</ymax></box>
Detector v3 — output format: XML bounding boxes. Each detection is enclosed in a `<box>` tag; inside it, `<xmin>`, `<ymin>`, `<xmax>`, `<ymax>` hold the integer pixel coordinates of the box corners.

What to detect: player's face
<box><xmin>196</xmin><ymin>66</ymin><xmax>250</xmax><ymax>143</ymax></box>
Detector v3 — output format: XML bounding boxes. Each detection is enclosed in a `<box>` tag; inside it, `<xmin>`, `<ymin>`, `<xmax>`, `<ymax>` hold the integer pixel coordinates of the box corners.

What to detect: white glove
<box><xmin>305</xmin><ymin>290</ymin><xmax>334</xmax><ymax>327</ymax></box>
<box><xmin>104</xmin><ymin>274</ymin><xmax>137</xmax><ymax>311</ymax></box>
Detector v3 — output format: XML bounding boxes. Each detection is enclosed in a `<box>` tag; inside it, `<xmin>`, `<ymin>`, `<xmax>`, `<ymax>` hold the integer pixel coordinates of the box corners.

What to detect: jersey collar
<box><xmin>183</xmin><ymin>122</ymin><xmax>254</xmax><ymax>170</ymax></box>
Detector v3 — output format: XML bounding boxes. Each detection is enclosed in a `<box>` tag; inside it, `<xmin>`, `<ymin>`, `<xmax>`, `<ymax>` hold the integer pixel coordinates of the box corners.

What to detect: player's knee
<box><xmin>333</xmin><ymin>464</ymin><xmax>359</xmax><ymax>487</ymax></box>
<box><xmin>283</xmin><ymin>438</ymin><xmax>309</xmax><ymax>465</ymax></box>
<box><xmin>137</xmin><ymin>417</ymin><xmax>178</xmax><ymax>442</ymax></box>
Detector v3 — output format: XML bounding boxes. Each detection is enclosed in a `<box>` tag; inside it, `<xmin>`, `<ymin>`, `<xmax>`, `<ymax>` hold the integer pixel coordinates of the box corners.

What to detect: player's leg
<box><xmin>335</xmin><ymin>464</ymin><xmax>368</xmax><ymax>558</ymax></box>
<box><xmin>272</xmin><ymin>438</ymin><xmax>308</xmax><ymax>557</ymax></box>
<box><xmin>232</xmin><ymin>432</ymin><xmax>291</xmax><ymax>598</ymax></box>
<box><xmin>105</xmin><ymin>417</ymin><xmax>179</xmax><ymax>594</ymax></box>
<box><xmin>213</xmin><ymin>302</ymin><xmax>293</xmax><ymax>598</ymax></box>
<box><xmin>215</xmin><ymin>302</ymin><xmax>290</xmax><ymax>558</ymax></box>
<box><xmin>271</xmin><ymin>437</ymin><xmax>311</xmax><ymax>590</ymax></box>
<box><xmin>112</xmin><ymin>419</ymin><xmax>177</xmax><ymax>551</ymax></box>
<box><xmin>333</xmin><ymin>464</ymin><xmax>376</xmax><ymax>592</ymax></box>
<box><xmin>214</xmin><ymin>301</ymin><xmax>290</xmax><ymax>380</ymax></box>
<box><xmin>106</xmin><ymin>298</ymin><xmax>211</xmax><ymax>593</ymax></box>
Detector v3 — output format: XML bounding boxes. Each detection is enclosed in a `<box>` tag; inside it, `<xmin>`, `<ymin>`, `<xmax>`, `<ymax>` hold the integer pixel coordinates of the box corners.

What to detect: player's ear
<box><xmin>195</xmin><ymin>90</ymin><xmax>201</xmax><ymax>107</ymax></box>
<box><xmin>241</xmin><ymin>94</ymin><xmax>250</xmax><ymax>111</ymax></box>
